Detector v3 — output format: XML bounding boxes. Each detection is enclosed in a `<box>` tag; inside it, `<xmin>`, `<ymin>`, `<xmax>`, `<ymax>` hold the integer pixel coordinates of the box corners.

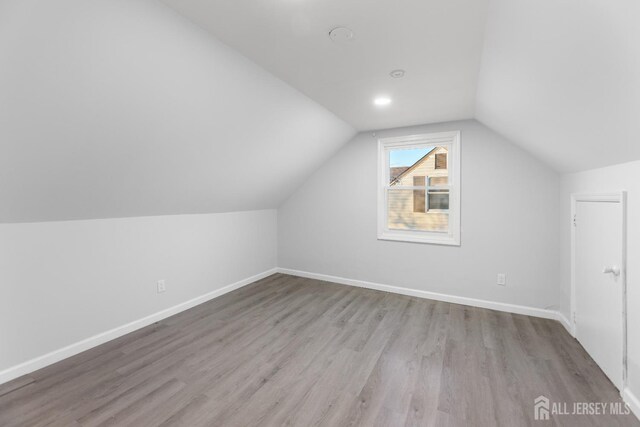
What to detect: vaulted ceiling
<box><xmin>164</xmin><ymin>0</ymin><xmax>640</xmax><ymax>173</ymax></box>
<box><xmin>1</xmin><ymin>0</ymin><xmax>638</xmax><ymax>222</ymax></box>
<box><xmin>0</xmin><ymin>0</ymin><xmax>354</xmax><ymax>222</ymax></box>
<box><xmin>162</xmin><ymin>0</ymin><xmax>490</xmax><ymax>131</ymax></box>
<box><xmin>477</xmin><ymin>0</ymin><xmax>640</xmax><ymax>172</ymax></box>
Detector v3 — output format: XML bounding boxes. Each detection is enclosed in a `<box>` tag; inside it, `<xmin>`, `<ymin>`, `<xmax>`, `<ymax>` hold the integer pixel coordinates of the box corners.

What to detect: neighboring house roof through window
<box><xmin>390</xmin><ymin>147</ymin><xmax>438</xmax><ymax>185</ymax></box>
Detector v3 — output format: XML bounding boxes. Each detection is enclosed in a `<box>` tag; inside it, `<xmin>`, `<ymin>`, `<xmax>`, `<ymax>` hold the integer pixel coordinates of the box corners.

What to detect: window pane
<box><xmin>389</xmin><ymin>146</ymin><xmax>448</xmax><ymax>186</ymax></box>
<box><xmin>387</xmin><ymin>188</ymin><xmax>449</xmax><ymax>232</ymax></box>
<box><xmin>389</xmin><ymin>146</ymin><xmax>435</xmax><ymax>185</ymax></box>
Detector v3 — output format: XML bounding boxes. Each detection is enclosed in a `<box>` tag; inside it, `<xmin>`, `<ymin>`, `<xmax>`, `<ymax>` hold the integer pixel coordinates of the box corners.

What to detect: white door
<box><xmin>574</xmin><ymin>197</ymin><xmax>625</xmax><ymax>390</ymax></box>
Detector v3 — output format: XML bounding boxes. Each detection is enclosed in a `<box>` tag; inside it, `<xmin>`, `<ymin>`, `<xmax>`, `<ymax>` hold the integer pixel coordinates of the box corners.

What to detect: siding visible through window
<box><xmin>435</xmin><ymin>153</ymin><xmax>447</xmax><ymax>169</ymax></box>
<box><xmin>413</xmin><ymin>176</ymin><xmax>425</xmax><ymax>213</ymax></box>
<box><xmin>429</xmin><ymin>176</ymin><xmax>448</xmax><ymax>186</ymax></box>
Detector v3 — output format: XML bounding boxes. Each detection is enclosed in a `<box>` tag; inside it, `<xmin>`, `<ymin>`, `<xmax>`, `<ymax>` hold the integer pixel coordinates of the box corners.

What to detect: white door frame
<box><xmin>570</xmin><ymin>191</ymin><xmax>627</xmax><ymax>388</ymax></box>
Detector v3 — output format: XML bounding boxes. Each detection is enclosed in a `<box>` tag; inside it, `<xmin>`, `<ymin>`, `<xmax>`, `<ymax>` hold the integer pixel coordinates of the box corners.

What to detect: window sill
<box><xmin>377</xmin><ymin>231</ymin><xmax>460</xmax><ymax>246</ymax></box>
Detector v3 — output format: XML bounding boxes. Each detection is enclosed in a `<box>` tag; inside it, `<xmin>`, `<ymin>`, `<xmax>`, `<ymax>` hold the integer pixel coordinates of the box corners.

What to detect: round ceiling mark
<box><xmin>390</xmin><ymin>69</ymin><xmax>405</xmax><ymax>78</ymax></box>
<box><xmin>329</xmin><ymin>27</ymin><xmax>354</xmax><ymax>43</ymax></box>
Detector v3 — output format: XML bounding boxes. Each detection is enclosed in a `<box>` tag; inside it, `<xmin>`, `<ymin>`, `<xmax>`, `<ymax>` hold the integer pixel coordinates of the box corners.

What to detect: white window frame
<box><xmin>377</xmin><ymin>131</ymin><xmax>461</xmax><ymax>246</ymax></box>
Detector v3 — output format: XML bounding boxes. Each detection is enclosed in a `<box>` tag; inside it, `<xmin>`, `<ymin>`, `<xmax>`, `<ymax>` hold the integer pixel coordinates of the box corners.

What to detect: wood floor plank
<box><xmin>0</xmin><ymin>273</ymin><xmax>637</xmax><ymax>427</ymax></box>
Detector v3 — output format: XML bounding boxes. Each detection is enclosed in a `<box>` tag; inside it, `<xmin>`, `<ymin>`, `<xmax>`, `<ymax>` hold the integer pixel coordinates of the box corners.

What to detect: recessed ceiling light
<box><xmin>329</xmin><ymin>27</ymin><xmax>354</xmax><ymax>43</ymax></box>
<box><xmin>374</xmin><ymin>97</ymin><xmax>392</xmax><ymax>106</ymax></box>
<box><xmin>390</xmin><ymin>69</ymin><xmax>405</xmax><ymax>78</ymax></box>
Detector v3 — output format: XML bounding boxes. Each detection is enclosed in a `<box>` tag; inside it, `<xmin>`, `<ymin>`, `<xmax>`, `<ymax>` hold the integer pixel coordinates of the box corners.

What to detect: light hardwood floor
<box><xmin>0</xmin><ymin>273</ymin><xmax>638</xmax><ymax>426</ymax></box>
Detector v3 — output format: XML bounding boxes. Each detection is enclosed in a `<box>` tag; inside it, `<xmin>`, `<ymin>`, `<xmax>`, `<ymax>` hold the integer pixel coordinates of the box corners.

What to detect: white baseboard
<box><xmin>0</xmin><ymin>268</ymin><xmax>277</xmax><ymax>386</ymax></box>
<box><xmin>280</xmin><ymin>268</ymin><xmax>638</xmax><ymax>420</ymax></box>
<box><xmin>623</xmin><ymin>388</ymin><xmax>640</xmax><ymax>420</ymax></box>
<box><xmin>278</xmin><ymin>268</ymin><xmax>570</xmax><ymax>327</ymax></box>
<box><xmin>0</xmin><ymin>267</ymin><xmax>576</xmax><ymax>388</ymax></box>
<box><xmin>554</xmin><ymin>311</ymin><xmax>575</xmax><ymax>337</ymax></box>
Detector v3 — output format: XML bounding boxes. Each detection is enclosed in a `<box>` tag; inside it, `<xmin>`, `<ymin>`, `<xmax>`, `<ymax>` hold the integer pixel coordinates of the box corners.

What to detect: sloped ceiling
<box><xmin>0</xmin><ymin>0</ymin><xmax>354</xmax><ymax>223</ymax></box>
<box><xmin>161</xmin><ymin>0</ymin><xmax>489</xmax><ymax>131</ymax></box>
<box><xmin>2</xmin><ymin>0</ymin><xmax>638</xmax><ymax>224</ymax></box>
<box><xmin>476</xmin><ymin>0</ymin><xmax>640</xmax><ymax>172</ymax></box>
<box><xmin>164</xmin><ymin>0</ymin><xmax>640</xmax><ymax>173</ymax></box>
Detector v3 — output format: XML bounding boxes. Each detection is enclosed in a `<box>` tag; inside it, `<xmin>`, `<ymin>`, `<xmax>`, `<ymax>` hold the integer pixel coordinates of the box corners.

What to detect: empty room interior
<box><xmin>1</xmin><ymin>0</ymin><xmax>640</xmax><ymax>426</ymax></box>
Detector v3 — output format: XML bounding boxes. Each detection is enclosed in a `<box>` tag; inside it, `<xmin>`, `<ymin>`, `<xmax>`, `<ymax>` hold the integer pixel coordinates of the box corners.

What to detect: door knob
<box><xmin>602</xmin><ymin>265</ymin><xmax>621</xmax><ymax>276</ymax></box>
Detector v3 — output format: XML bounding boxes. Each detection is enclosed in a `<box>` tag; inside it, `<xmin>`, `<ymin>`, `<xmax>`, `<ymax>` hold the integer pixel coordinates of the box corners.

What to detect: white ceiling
<box><xmin>164</xmin><ymin>0</ymin><xmax>640</xmax><ymax>173</ymax></box>
<box><xmin>2</xmin><ymin>0</ymin><xmax>639</xmax><ymax>223</ymax></box>
<box><xmin>161</xmin><ymin>0</ymin><xmax>490</xmax><ymax>131</ymax></box>
<box><xmin>476</xmin><ymin>0</ymin><xmax>640</xmax><ymax>172</ymax></box>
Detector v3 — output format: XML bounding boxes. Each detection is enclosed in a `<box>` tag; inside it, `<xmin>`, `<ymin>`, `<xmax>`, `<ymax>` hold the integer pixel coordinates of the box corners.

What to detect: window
<box><xmin>378</xmin><ymin>131</ymin><xmax>460</xmax><ymax>245</ymax></box>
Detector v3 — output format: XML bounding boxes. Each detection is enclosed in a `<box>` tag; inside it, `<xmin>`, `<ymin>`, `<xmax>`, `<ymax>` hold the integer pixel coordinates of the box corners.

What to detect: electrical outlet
<box><xmin>497</xmin><ymin>274</ymin><xmax>506</xmax><ymax>286</ymax></box>
<box><xmin>157</xmin><ymin>280</ymin><xmax>166</xmax><ymax>293</ymax></box>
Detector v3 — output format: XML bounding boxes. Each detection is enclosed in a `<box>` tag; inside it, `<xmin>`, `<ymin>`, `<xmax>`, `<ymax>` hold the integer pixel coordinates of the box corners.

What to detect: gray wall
<box><xmin>279</xmin><ymin>120</ymin><xmax>561</xmax><ymax>310</ymax></box>
<box><xmin>0</xmin><ymin>210</ymin><xmax>277</xmax><ymax>373</ymax></box>
<box><xmin>560</xmin><ymin>161</ymin><xmax>640</xmax><ymax>406</ymax></box>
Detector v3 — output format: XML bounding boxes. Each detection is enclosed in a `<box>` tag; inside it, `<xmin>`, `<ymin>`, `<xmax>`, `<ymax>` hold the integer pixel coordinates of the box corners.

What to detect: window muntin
<box><xmin>378</xmin><ymin>131</ymin><xmax>460</xmax><ymax>245</ymax></box>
